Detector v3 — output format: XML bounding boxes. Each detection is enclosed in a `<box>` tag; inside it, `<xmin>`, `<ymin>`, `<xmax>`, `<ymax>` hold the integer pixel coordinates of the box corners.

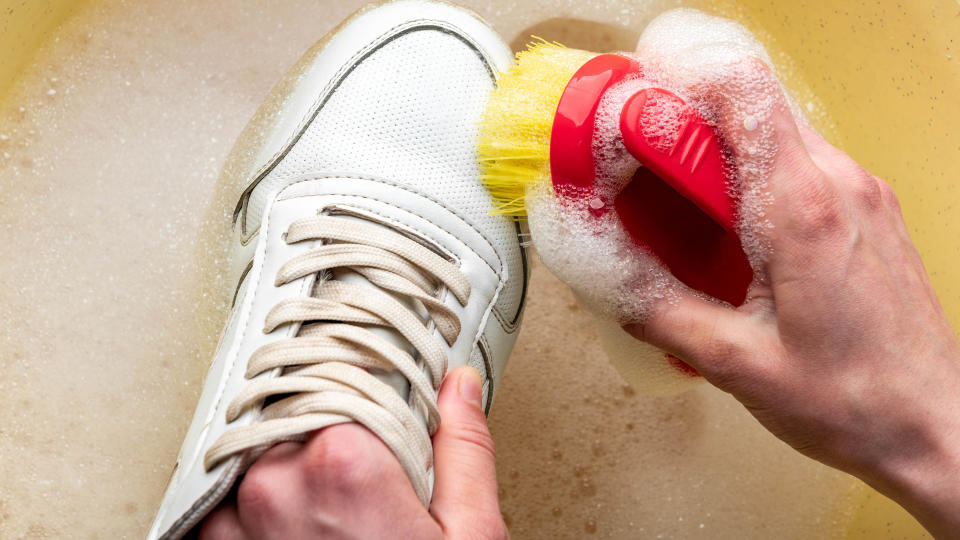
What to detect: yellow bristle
<box><xmin>477</xmin><ymin>40</ymin><xmax>596</xmax><ymax>218</ymax></box>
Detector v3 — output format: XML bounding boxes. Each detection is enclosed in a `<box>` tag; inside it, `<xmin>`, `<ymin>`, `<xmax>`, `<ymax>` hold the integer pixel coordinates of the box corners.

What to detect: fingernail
<box><xmin>457</xmin><ymin>367</ymin><xmax>483</xmax><ymax>409</ymax></box>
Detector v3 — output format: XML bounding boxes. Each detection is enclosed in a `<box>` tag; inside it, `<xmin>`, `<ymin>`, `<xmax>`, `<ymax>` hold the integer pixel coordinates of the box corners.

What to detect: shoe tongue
<box><xmin>325</xmin><ymin>269</ymin><xmax>417</xmax><ymax>398</ymax></box>
<box><xmin>308</xmin><ymin>215</ymin><xmax>428</xmax><ymax>418</ymax></box>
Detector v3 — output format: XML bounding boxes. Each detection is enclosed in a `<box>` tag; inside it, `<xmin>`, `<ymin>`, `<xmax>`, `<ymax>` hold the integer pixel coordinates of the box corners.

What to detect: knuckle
<box><xmin>696</xmin><ymin>338</ymin><xmax>747</xmax><ymax>384</ymax></box>
<box><xmin>302</xmin><ymin>428</ymin><xmax>378</xmax><ymax>495</ymax></box>
<box><xmin>720</xmin><ymin>55</ymin><xmax>774</xmax><ymax>84</ymax></box>
<box><xmin>698</xmin><ymin>323</ymin><xmax>780</xmax><ymax>391</ymax></box>
<box><xmin>741</xmin><ymin>56</ymin><xmax>777</xmax><ymax>85</ymax></box>
<box><xmin>713</xmin><ymin>336</ymin><xmax>747</xmax><ymax>367</ymax></box>
<box><xmin>847</xmin><ymin>171</ymin><xmax>883</xmax><ymax>210</ymax></box>
<box><xmin>876</xmin><ymin>177</ymin><xmax>902</xmax><ymax>212</ymax></box>
<box><xmin>236</xmin><ymin>462</ymin><xmax>281</xmax><ymax>521</ymax></box>
<box><xmin>746</xmin><ymin>55</ymin><xmax>773</xmax><ymax>74</ymax></box>
<box><xmin>787</xmin><ymin>176</ymin><xmax>847</xmax><ymax>238</ymax></box>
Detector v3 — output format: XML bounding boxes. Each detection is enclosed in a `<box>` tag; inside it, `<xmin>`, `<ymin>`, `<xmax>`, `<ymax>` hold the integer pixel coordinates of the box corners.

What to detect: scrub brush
<box><xmin>478</xmin><ymin>41</ymin><xmax>753</xmax><ymax>394</ymax></box>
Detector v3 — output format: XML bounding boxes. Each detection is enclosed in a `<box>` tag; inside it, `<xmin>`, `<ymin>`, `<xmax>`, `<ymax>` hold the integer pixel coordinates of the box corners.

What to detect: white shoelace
<box><xmin>204</xmin><ymin>214</ymin><xmax>470</xmax><ymax>504</ymax></box>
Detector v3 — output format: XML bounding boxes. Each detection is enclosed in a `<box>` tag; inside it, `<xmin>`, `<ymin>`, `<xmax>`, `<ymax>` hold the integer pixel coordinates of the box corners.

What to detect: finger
<box><xmin>430</xmin><ymin>367</ymin><xmax>506</xmax><ymax>538</ymax></box>
<box><xmin>702</xmin><ymin>57</ymin><xmax>822</xmax><ymax>191</ymax></box>
<box><xmin>795</xmin><ymin>124</ymin><xmax>905</xmax><ymax>220</ymax></box>
<box><xmin>234</xmin><ymin>441</ymin><xmax>307</xmax><ymax>539</ymax></box>
<box><xmin>794</xmin><ymin>120</ymin><xmax>895</xmax><ymax>214</ymax></box>
<box><xmin>198</xmin><ymin>501</ymin><xmax>249</xmax><ymax>540</ymax></box>
<box><xmin>795</xmin><ymin>123</ymin><xmax>914</xmax><ymax>241</ymax></box>
<box><xmin>623</xmin><ymin>292</ymin><xmax>773</xmax><ymax>391</ymax></box>
<box><xmin>794</xmin><ymin>122</ymin><xmax>897</xmax><ymax>214</ymax></box>
<box><xmin>692</xmin><ymin>57</ymin><xmax>843</xmax><ymax>265</ymax></box>
<box><xmin>795</xmin><ymin>122</ymin><xmax>860</xmax><ymax>180</ymax></box>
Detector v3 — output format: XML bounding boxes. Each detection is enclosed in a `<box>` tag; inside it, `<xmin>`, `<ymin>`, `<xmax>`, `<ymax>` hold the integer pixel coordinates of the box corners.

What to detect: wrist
<box><xmin>868</xmin><ymin>398</ymin><xmax>960</xmax><ymax>537</ymax></box>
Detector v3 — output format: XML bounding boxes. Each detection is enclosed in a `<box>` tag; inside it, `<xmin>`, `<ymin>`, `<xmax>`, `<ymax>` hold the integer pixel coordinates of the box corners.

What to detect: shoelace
<box><xmin>204</xmin><ymin>214</ymin><xmax>470</xmax><ymax>504</ymax></box>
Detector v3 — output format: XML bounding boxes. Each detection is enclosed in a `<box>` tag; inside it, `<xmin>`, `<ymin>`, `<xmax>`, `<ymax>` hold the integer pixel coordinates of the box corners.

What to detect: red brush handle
<box><xmin>619</xmin><ymin>88</ymin><xmax>735</xmax><ymax>232</ymax></box>
<box><xmin>550</xmin><ymin>54</ymin><xmax>639</xmax><ymax>195</ymax></box>
<box><xmin>616</xmin><ymin>87</ymin><xmax>753</xmax><ymax>305</ymax></box>
<box><xmin>551</xmin><ymin>54</ymin><xmax>753</xmax><ymax>306</ymax></box>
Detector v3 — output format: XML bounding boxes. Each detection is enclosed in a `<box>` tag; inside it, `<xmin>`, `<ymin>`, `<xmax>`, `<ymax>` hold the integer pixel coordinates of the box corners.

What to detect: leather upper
<box><xmin>147</xmin><ymin>2</ymin><xmax>524</xmax><ymax>539</ymax></box>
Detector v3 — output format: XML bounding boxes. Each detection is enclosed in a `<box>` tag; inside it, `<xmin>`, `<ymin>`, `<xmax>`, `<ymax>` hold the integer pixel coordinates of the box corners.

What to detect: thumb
<box><xmin>429</xmin><ymin>366</ymin><xmax>506</xmax><ymax>538</ymax></box>
<box><xmin>623</xmin><ymin>293</ymin><xmax>771</xmax><ymax>391</ymax></box>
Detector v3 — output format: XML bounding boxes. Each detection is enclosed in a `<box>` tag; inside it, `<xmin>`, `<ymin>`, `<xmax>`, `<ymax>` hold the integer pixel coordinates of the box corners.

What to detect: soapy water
<box><xmin>526</xmin><ymin>181</ymin><xmax>707</xmax><ymax>395</ymax></box>
<box><xmin>0</xmin><ymin>0</ymin><xmax>938</xmax><ymax>536</ymax></box>
<box><xmin>528</xmin><ymin>8</ymin><xmax>798</xmax><ymax>328</ymax></box>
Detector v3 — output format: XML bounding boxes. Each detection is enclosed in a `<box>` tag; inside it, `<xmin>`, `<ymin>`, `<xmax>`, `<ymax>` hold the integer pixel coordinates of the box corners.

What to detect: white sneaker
<box><xmin>147</xmin><ymin>2</ymin><xmax>526</xmax><ymax>538</ymax></box>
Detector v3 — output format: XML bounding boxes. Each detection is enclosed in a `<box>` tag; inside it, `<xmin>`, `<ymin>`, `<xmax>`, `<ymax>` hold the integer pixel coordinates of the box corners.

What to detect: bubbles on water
<box><xmin>0</xmin><ymin>0</ymin><xmax>270</xmax><ymax>536</ymax></box>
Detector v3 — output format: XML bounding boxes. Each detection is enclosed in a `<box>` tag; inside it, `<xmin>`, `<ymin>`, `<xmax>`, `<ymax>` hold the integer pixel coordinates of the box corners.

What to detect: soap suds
<box><xmin>633</xmin><ymin>8</ymin><xmax>799</xmax><ymax>277</ymax></box>
<box><xmin>525</xmin><ymin>9</ymin><xmax>801</xmax><ymax>394</ymax></box>
<box><xmin>527</xmin><ymin>183</ymin><xmax>682</xmax><ymax>323</ymax></box>
<box><xmin>528</xmin><ymin>8</ymin><xmax>799</xmax><ymax>328</ymax></box>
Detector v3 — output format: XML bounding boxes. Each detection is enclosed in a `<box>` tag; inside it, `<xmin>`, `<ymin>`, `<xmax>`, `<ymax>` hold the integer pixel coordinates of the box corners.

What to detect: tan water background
<box><xmin>1</xmin><ymin>0</ymin><xmax>957</xmax><ymax>537</ymax></box>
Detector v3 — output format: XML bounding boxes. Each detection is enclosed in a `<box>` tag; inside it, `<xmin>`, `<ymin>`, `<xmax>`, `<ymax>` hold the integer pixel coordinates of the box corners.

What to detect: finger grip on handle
<box><xmin>550</xmin><ymin>55</ymin><xmax>753</xmax><ymax>306</ymax></box>
<box><xmin>615</xmin><ymin>87</ymin><xmax>753</xmax><ymax>306</ymax></box>
<box><xmin>619</xmin><ymin>87</ymin><xmax>736</xmax><ymax>231</ymax></box>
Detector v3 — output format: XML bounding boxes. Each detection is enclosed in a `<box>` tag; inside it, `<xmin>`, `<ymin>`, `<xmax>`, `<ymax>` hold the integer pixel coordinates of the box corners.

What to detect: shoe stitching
<box><xmin>278</xmin><ymin>175</ymin><xmax>505</xmax><ymax>277</ymax></box>
<box><xmin>161</xmin><ymin>458</ymin><xmax>242</xmax><ymax>540</ymax></box>
<box><xmin>325</xmin><ymin>204</ymin><xmax>461</xmax><ymax>265</ymax></box>
<box><xmin>271</xmin><ymin>189</ymin><xmax>507</xmax><ymax>354</ymax></box>
<box><xmin>156</xmin><ymin>5</ymin><xmax>512</xmax><ymax>536</ymax></box>
<box><xmin>238</xmin><ymin>19</ymin><xmax>500</xmax><ymax>241</ymax></box>
<box><xmin>189</xmin><ymin>196</ymin><xmax>293</xmax><ymax>478</ymax></box>
<box><xmin>238</xmin><ymin>19</ymin><xmax>420</xmax><ymax>235</ymax></box>
<box><xmin>489</xmin><ymin>305</ymin><xmax>521</xmax><ymax>335</ymax></box>
<box><xmin>477</xmin><ymin>334</ymin><xmax>495</xmax><ymax>415</ymax></box>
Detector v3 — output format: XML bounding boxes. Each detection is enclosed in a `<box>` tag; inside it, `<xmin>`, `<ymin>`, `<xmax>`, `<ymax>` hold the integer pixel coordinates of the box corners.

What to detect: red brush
<box><xmin>551</xmin><ymin>54</ymin><xmax>752</xmax><ymax>306</ymax></box>
<box><xmin>478</xmin><ymin>44</ymin><xmax>755</xmax><ymax>393</ymax></box>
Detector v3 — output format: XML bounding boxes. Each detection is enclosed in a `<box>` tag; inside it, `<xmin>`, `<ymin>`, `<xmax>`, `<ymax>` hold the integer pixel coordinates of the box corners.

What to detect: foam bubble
<box><xmin>591</xmin><ymin>74</ymin><xmax>649</xmax><ymax>202</ymax></box>
<box><xmin>526</xmin><ymin>183</ymin><xmax>682</xmax><ymax>325</ymax></box>
<box><xmin>530</xmin><ymin>8</ymin><xmax>799</xmax><ymax>328</ymax></box>
<box><xmin>633</xmin><ymin>8</ymin><xmax>803</xmax><ymax>275</ymax></box>
<box><xmin>526</xmin><ymin>9</ymin><xmax>802</xmax><ymax>393</ymax></box>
